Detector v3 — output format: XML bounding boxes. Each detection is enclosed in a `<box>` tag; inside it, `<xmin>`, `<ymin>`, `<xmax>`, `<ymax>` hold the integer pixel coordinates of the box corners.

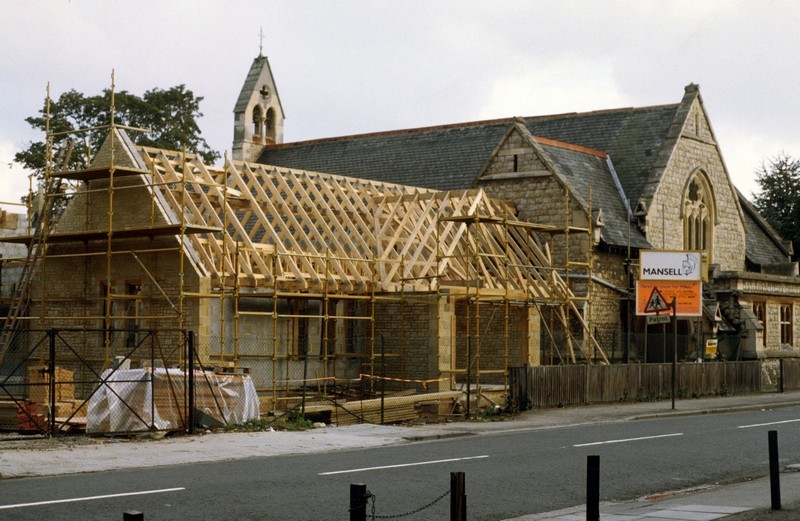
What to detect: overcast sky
<box><xmin>2</xmin><ymin>1</ymin><xmax>799</xmax><ymax>211</ymax></box>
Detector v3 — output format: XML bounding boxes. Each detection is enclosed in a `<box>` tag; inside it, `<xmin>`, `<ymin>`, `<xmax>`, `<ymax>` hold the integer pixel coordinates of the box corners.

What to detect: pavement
<box><xmin>3</xmin><ymin>391</ymin><xmax>800</xmax><ymax>520</ymax></box>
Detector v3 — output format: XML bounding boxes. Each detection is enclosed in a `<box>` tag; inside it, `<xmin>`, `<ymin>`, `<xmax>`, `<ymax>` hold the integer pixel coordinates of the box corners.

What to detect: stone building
<box><xmin>237</xmin><ymin>55</ymin><xmax>799</xmax><ymax>363</ymax></box>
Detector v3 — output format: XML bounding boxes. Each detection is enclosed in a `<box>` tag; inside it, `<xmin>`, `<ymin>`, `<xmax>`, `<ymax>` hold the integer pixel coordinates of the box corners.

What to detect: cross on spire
<box><xmin>259</xmin><ymin>27</ymin><xmax>264</xmax><ymax>56</ymax></box>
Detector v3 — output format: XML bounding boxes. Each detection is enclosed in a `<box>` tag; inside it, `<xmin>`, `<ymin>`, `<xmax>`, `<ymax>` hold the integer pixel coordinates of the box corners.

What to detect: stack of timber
<box><xmin>27</xmin><ymin>366</ymin><xmax>87</xmax><ymax>429</ymax></box>
<box><xmin>302</xmin><ymin>391</ymin><xmax>463</xmax><ymax>426</ymax></box>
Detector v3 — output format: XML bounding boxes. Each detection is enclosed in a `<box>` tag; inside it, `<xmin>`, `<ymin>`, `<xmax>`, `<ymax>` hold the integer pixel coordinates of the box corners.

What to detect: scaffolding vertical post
<box><xmin>40</xmin><ymin>83</ymin><xmax>52</xmax><ymax>330</ymax></box>
<box><xmin>503</xmin><ymin>210</ymin><xmax>510</xmax><ymax>393</ymax></box>
<box><xmin>271</xmin><ymin>254</ymin><xmax>278</xmax><ymax>414</ymax></box>
<box><xmin>220</xmin><ymin>155</ymin><xmax>228</xmax><ymax>364</ymax></box>
<box><xmin>103</xmin><ymin>73</ymin><xmax>118</xmax><ymax>366</ymax></box>
<box><xmin>400</xmin><ymin>257</ymin><xmax>406</xmax><ymax>384</ymax></box>
<box><xmin>233</xmin><ymin>243</ymin><xmax>240</xmax><ymax>366</ymax></box>
<box><xmin>323</xmin><ymin>247</ymin><xmax>330</xmax><ymax>396</ymax></box>
<box><xmin>563</xmin><ymin>184</ymin><xmax>571</xmax><ymax>364</ymax></box>
<box><xmin>587</xmin><ymin>187</ymin><xmax>594</xmax><ymax>362</ymax></box>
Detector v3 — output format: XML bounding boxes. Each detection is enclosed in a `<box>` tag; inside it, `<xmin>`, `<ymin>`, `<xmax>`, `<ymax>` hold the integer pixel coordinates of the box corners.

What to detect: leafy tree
<box><xmin>15</xmin><ymin>85</ymin><xmax>220</xmax><ymax>180</ymax></box>
<box><xmin>752</xmin><ymin>153</ymin><xmax>800</xmax><ymax>257</ymax></box>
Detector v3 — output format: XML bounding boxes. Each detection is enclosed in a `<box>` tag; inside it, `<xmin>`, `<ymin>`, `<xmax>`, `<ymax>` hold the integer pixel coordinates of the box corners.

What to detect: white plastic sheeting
<box><xmin>88</xmin><ymin>368</ymin><xmax>259</xmax><ymax>433</ymax></box>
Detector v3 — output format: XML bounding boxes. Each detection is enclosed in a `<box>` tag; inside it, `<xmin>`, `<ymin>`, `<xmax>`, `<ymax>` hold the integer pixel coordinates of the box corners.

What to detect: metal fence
<box><xmin>0</xmin><ymin>328</ymin><xmax>189</xmax><ymax>436</ymax></box>
<box><xmin>508</xmin><ymin>361</ymin><xmax>763</xmax><ymax>411</ymax></box>
<box><xmin>195</xmin><ymin>334</ymin><xmax>467</xmax><ymax>425</ymax></box>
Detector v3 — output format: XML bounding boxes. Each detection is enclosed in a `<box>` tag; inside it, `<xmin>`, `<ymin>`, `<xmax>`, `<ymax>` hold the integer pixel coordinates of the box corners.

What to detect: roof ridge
<box><xmin>532</xmin><ymin>136</ymin><xmax>607</xmax><ymax>158</ymax></box>
<box><xmin>267</xmin><ymin>102</ymin><xmax>681</xmax><ymax>150</ymax></box>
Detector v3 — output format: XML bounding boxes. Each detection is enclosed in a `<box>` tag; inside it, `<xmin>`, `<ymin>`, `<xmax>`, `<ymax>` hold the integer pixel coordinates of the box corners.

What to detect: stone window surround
<box><xmin>681</xmin><ymin>169</ymin><xmax>716</xmax><ymax>260</ymax></box>
<box><xmin>780</xmin><ymin>303</ymin><xmax>793</xmax><ymax>345</ymax></box>
<box><xmin>753</xmin><ymin>301</ymin><xmax>766</xmax><ymax>348</ymax></box>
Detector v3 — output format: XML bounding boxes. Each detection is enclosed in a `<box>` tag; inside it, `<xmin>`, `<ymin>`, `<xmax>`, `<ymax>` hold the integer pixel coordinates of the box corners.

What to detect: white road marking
<box><xmin>319</xmin><ymin>455</ymin><xmax>489</xmax><ymax>475</ymax></box>
<box><xmin>0</xmin><ymin>487</ymin><xmax>186</xmax><ymax>510</ymax></box>
<box><xmin>573</xmin><ymin>433</ymin><xmax>683</xmax><ymax>447</ymax></box>
<box><xmin>738</xmin><ymin>418</ymin><xmax>800</xmax><ymax>429</ymax></box>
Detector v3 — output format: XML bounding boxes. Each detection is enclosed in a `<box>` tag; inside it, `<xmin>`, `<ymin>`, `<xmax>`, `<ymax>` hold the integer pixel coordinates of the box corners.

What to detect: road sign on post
<box><xmin>644</xmin><ymin>286</ymin><xmax>670</xmax><ymax>314</ymax></box>
<box><xmin>636</xmin><ymin>281</ymin><xmax>702</xmax><ymax>316</ymax></box>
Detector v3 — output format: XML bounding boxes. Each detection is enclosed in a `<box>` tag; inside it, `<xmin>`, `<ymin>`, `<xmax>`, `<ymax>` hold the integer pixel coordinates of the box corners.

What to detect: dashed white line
<box><xmin>574</xmin><ymin>433</ymin><xmax>683</xmax><ymax>447</ymax></box>
<box><xmin>0</xmin><ymin>487</ymin><xmax>186</xmax><ymax>510</ymax></box>
<box><xmin>319</xmin><ymin>455</ymin><xmax>489</xmax><ymax>475</ymax></box>
<box><xmin>738</xmin><ymin>419</ymin><xmax>800</xmax><ymax>429</ymax></box>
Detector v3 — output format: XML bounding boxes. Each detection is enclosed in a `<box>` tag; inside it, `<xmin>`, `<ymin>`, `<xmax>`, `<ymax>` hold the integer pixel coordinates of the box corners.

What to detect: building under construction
<box><xmin>0</xmin><ymin>84</ymin><xmax>602</xmax><ymax>431</ymax></box>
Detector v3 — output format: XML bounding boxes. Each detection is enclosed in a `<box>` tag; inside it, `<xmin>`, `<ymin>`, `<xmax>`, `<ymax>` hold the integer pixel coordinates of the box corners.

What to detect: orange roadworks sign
<box><xmin>636</xmin><ymin>281</ymin><xmax>702</xmax><ymax>317</ymax></box>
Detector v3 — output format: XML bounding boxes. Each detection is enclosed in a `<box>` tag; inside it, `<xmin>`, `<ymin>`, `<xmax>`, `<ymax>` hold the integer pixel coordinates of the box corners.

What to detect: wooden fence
<box><xmin>508</xmin><ymin>362</ymin><xmax>763</xmax><ymax>411</ymax></box>
<box><xmin>780</xmin><ymin>359</ymin><xmax>800</xmax><ymax>391</ymax></box>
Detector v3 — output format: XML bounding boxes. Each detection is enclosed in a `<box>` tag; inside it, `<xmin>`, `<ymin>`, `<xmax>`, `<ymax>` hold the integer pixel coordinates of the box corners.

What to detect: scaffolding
<box><xmin>0</xmin><ymin>79</ymin><xmax>608</xmax><ymax>418</ymax></box>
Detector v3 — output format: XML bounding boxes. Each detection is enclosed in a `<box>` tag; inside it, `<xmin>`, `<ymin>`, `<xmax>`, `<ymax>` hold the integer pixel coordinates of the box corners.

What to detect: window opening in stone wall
<box><xmin>683</xmin><ymin>173</ymin><xmax>714</xmax><ymax>258</ymax></box>
<box><xmin>265</xmin><ymin>107</ymin><xmax>276</xmax><ymax>144</ymax></box>
<box><xmin>781</xmin><ymin>304</ymin><xmax>793</xmax><ymax>345</ymax></box>
<box><xmin>513</xmin><ymin>154</ymin><xmax>518</xmax><ymax>173</ymax></box>
<box><xmin>754</xmin><ymin>302</ymin><xmax>766</xmax><ymax>348</ymax></box>
<box><xmin>252</xmin><ymin>105</ymin><xmax>263</xmax><ymax>137</ymax></box>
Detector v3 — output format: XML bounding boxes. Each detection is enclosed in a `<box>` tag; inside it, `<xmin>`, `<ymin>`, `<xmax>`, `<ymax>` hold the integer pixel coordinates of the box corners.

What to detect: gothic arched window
<box><xmin>683</xmin><ymin>172</ymin><xmax>715</xmax><ymax>256</ymax></box>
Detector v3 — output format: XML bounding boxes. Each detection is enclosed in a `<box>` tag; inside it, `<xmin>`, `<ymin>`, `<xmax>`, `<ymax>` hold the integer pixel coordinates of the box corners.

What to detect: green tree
<box><xmin>752</xmin><ymin>153</ymin><xmax>800</xmax><ymax>257</ymax></box>
<box><xmin>15</xmin><ymin>85</ymin><xmax>220</xmax><ymax>179</ymax></box>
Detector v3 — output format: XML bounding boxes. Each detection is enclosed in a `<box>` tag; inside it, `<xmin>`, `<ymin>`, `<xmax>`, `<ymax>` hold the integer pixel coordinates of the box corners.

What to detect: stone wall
<box><xmin>454</xmin><ymin>301</ymin><xmax>526</xmax><ymax>384</ymax></box>
<box><xmin>373</xmin><ymin>298</ymin><xmax>436</xmax><ymax>383</ymax></box>
<box><xmin>647</xmin><ymin>99</ymin><xmax>745</xmax><ymax>270</ymax></box>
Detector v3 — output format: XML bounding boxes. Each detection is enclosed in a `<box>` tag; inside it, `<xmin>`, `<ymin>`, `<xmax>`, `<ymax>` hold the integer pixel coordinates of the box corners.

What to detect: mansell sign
<box><xmin>640</xmin><ymin>250</ymin><xmax>703</xmax><ymax>282</ymax></box>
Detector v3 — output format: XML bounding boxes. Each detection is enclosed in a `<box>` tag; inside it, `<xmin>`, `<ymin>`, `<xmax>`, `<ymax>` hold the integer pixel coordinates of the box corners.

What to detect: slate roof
<box><xmin>261</xmin><ymin>120</ymin><xmax>510</xmax><ymax>191</ymax></box>
<box><xmin>258</xmin><ymin>98</ymin><xmax>787</xmax><ymax>260</ymax></box>
<box><xmin>261</xmin><ymin>106</ymin><xmax>678</xmax><ymax>204</ymax></box>
<box><xmin>738</xmin><ymin>192</ymin><xmax>791</xmax><ymax>267</ymax></box>
<box><xmin>533</xmin><ymin>139</ymin><xmax>650</xmax><ymax>249</ymax></box>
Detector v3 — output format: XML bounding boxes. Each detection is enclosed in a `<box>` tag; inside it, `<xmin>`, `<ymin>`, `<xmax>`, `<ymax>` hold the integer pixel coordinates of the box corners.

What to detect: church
<box><xmin>233</xmin><ymin>53</ymin><xmax>800</xmax><ymax>365</ymax></box>
<box><xmin>3</xmin><ymin>53</ymin><xmax>800</xmax><ymax>427</ymax></box>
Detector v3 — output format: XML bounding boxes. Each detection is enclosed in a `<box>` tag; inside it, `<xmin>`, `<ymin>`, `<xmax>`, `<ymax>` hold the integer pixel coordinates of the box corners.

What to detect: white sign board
<box><xmin>640</xmin><ymin>250</ymin><xmax>703</xmax><ymax>281</ymax></box>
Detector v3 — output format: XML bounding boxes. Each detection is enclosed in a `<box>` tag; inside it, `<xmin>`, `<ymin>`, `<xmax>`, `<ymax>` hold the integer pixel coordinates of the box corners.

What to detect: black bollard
<box><xmin>123</xmin><ymin>512</ymin><xmax>143</xmax><ymax>521</ymax></box>
<box><xmin>350</xmin><ymin>483</ymin><xmax>368</xmax><ymax>521</ymax></box>
<box><xmin>451</xmin><ymin>471</ymin><xmax>466</xmax><ymax>521</ymax></box>
<box><xmin>587</xmin><ymin>455</ymin><xmax>600</xmax><ymax>521</ymax></box>
<box><xmin>769</xmin><ymin>430</ymin><xmax>781</xmax><ymax>511</ymax></box>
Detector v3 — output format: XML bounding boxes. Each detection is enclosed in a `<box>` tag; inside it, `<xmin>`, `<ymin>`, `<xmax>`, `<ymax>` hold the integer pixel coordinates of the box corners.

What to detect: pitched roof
<box><xmin>260</xmin><ymin>104</ymin><xmax>679</xmax><ymax>207</ymax></box>
<box><xmin>258</xmin><ymin>92</ymin><xmax>789</xmax><ymax>260</ymax></box>
<box><xmin>738</xmin><ymin>192</ymin><xmax>791</xmax><ymax>267</ymax></box>
<box><xmin>260</xmin><ymin>108</ymin><xmax>669</xmax><ymax>250</ymax></box>
<box><xmin>532</xmin><ymin>137</ymin><xmax>650</xmax><ymax>249</ymax></box>
<box><xmin>234</xmin><ymin>55</ymin><xmax>284</xmax><ymax>116</ymax></box>
<box><xmin>261</xmin><ymin>120</ymin><xmax>510</xmax><ymax>191</ymax></box>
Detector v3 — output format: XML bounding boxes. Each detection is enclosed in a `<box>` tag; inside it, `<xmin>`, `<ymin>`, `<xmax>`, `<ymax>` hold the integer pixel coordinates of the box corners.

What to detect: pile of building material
<box><xmin>0</xmin><ymin>366</ymin><xmax>87</xmax><ymax>432</ymax></box>
<box><xmin>88</xmin><ymin>367</ymin><xmax>259</xmax><ymax>433</ymax></box>
<box><xmin>302</xmin><ymin>390</ymin><xmax>463</xmax><ymax>425</ymax></box>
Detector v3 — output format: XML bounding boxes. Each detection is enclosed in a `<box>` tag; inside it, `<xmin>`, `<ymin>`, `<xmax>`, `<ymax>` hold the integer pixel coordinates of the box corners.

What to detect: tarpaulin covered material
<box><xmin>88</xmin><ymin>368</ymin><xmax>259</xmax><ymax>433</ymax></box>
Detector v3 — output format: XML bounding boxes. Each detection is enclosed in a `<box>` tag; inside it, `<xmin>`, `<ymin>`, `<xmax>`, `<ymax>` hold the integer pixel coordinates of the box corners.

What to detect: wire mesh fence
<box><xmin>0</xmin><ymin>328</ymin><xmax>189</xmax><ymax>436</ymax></box>
<box><xmin>195</xmin><ymin>333</ymin><xmax>470</xmax><ymax>425</ymax></box>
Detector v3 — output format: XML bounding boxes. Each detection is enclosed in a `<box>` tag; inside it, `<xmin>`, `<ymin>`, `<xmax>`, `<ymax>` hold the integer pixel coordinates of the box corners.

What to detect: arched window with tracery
<box><xmin>683</xmin><ymin>172</ymin><xmax>715</xmax><ymax>256</ymax></box>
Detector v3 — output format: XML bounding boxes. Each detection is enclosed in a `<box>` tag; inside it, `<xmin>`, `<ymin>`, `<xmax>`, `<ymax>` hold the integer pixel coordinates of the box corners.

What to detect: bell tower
<box><xmin>232</xmin><ymin>53</ymin><xmax>285</xmax><ymax>162</ymax></box>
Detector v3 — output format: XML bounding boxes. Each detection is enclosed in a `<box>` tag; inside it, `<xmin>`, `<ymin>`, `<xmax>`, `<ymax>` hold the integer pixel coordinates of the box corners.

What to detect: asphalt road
<box><xmin>2</xmin><ymin>406</ymin><xmax>799</xmax><ymax>520</ymax></box>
